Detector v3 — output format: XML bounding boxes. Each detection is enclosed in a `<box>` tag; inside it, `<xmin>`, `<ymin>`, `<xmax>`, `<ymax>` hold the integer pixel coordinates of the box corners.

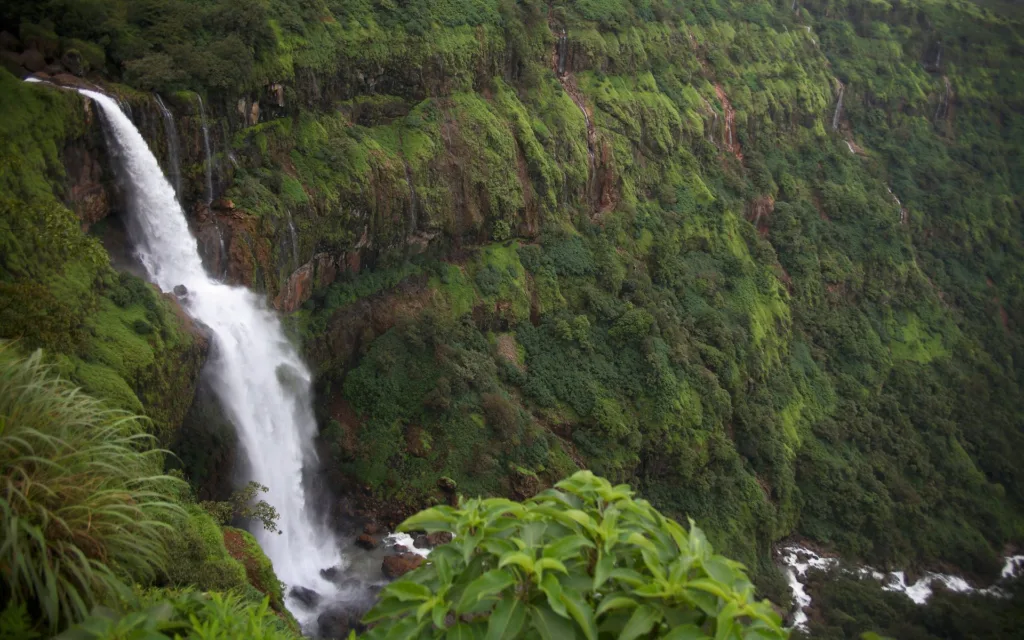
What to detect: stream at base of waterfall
<box><xmin>779</xmin><ymin>545</ymin><xmax>1024</xmax><ymax>630</ymax></box>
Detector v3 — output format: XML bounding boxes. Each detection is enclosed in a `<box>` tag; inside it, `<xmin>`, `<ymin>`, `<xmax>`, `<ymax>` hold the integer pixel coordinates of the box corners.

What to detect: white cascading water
<box><xmin>77</xmin><ymin>88</ymin><xmax>342</xmax><ymax>623</ymax></box>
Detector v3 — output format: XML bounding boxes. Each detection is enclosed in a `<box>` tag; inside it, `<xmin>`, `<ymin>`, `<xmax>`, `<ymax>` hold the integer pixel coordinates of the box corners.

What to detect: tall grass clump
<box><xmin>0</xmin><ymin>343</ymin><xmax>186</xmax><ymax>631</ymax></box>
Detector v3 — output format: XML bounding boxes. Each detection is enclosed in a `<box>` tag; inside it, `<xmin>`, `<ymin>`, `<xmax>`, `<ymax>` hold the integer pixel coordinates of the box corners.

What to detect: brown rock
<box><xmin>0</xmin><ymin>31</ymin><xmax>20</xmax><ymax>52</ymax></box>
<box><xmin>382</xmin><ymin>553</ymin><xmax>424</xmax><ymax>580</ymax></box>
<box><xmin>20</xmin><ymin>48</ymin><xmax>45</xmax><ymax>72</ymax></box>
<box><xmin>363</xmin><ymin>522</ymin><xmax>381</xmax><ymax>535</ymax></box>
<box><xmin>426</xmin><ymin>531</ymin><xmax>453</xmax><ymax>546</ymax></box>
<box><xmin>355</xmin><ymin>534</ymin><xmax>376</xmax><ymax>550</ymax></box>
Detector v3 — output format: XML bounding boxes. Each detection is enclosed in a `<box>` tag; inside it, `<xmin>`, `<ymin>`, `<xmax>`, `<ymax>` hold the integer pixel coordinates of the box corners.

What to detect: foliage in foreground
<box><xmin>364</xmin><ymin>471</ymin><xmax>787</xmax><ymax>640</ymax></box>
<box><xmin>53</xmin><ymin>589</ymin><xmax>297</xmax><ymax>640</ymax></box>
<box><xmin>0</xmin><ymin>344</ymin><xmax>185</xmax><ymax>631</ymax></box>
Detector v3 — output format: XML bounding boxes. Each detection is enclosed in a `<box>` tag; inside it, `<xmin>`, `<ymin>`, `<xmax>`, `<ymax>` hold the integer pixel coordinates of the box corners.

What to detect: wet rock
<box><xmin>20</xmin><ymin>48</ymin><xmax>45</xmax><ymax>72</ymax></box>
<box><xmin>317</xmin><ymin>605</ymin><xmax>368</xmax><ymax>639</ymax></box>
<box><xmin>382</xmin><ymin>553</ymin><xmax>424</xmax><ymax>580</ymax></box>
<box><xmin>0</xmin><ymin>31</ymin><xmax>20</xmax><ymax>51</ymax></box>
<box><xmin>363</xmin><ymin>521</ymin><xmax>381</xmax><ymax>535</ymax></box>
<box><xmin>392</xmin><ymin>544</ymin><xmax>409</xmax><ymax>554</ymax></box>
<box><xmin>414</xmin><ymin>531</ymin><xmax>453</xmax><ymax>549</ymax></box>
<box><xmin>355</xmin><ymin>534</ymin><xmax>377</xmax><ymax>550</ymax></box>
<box><xmin>289</xmin><ymin>585</ymin><xmax>321</xmax><ymax>609</ymax></box>
<box><xmin>320</xmin><ymin>566</ymin><xmax>341</xmax><ymax>583</ymax></box>
<box><xmin>437</xmin><ymin>476</ymin><xmax>457</xmax><ymax>493</ymax></box>
<box><xmin>173</xmin><ymin>284</ymin><xmax>188</xmax><ymax>297</ymax></box>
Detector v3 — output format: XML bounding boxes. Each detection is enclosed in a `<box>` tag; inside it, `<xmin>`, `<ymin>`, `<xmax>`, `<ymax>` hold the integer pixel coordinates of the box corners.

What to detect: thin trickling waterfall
<box><xmin>197</xmin><ymin>95</ymin><xmax>215</xmax><ymax>206</ymax></box>
<box><xmin>196</xmin><ymin>95</ymin><xmax>227</xmax><ymax>275</ymax></box>
<box><xmin>402</xmin><ymin>160</ymin><xmax>418</xmax><ymax>235</ymax></box>
<box><xmin>77</xmin><ymin>87</ymin><xmax>343</xmax><ymax>626</ymax></box>
<box><xmin>832</xmin><ymin>81</ymin><xmax>845</xmax><ymax>131</ymax></box>
<box><xmin>285</xmin><ymin>209</ymin><xmax>300</xmax><ymax>271</ymax></box>
<box><xmin>154</xmin><ymin>94</ymin><xmax>182</xmax><ymax>198</ymax></box>
<box><xmin>557</xmin><ymin>31</ymin><xmax>568</xmax><ymax>76</ymax></box>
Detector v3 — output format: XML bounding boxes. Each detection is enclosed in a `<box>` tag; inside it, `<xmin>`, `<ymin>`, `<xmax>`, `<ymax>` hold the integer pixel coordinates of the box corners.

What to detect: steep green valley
<box><xmin>1</xmin><ymin>0</ymin><xmax>1022</xmax><ymax>638</ymax></box>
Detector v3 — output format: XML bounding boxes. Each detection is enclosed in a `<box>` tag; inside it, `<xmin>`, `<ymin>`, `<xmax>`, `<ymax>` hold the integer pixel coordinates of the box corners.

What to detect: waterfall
<box><xmin>285</xmin><ymin>209</ymin><xmax>300</xmax><ymax>271</ymax></box>
<box><xmin>557</xmin><ymin>31</ymin><xmax>568</xmax><ymax>76</ymax></box>
<box><xmin>153</xmin><ymin>94</ymin><xmax>183</xmax><ymax>198</ymax></box>
<box><xmin>77</xmin><ymin>88</ymin><xmax>342</xmax><ymax>625</ymax></box>
<box><xmin>832</xmin><ymin>82</ymin><xmax>845</xmax><ymax>131</ymax></box>
<box><xmin>402</xmin><ymin>160</ymin><xmax>418</xmax><ymax>235</ymax></box>
<box><xmin>197</xmin><ymin>95</ymin><xmax>215</xmax><ymax>207</ymax></box>
<box><xmin>196</xmin><ymin>95</ymin><xmax>227</xmax><ymax>274</ymax></box>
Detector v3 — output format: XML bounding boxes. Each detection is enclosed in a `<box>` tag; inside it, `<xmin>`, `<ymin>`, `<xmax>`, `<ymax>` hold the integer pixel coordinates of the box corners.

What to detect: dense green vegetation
<box><xmin>795</xmin><ymin>566</ymin><xmax>1024</xmax><ymax>639</ymax></box>
<box><xmin>1</xmin><ymin>0</ymin><xmax>1023</xmax><ymax>636</ymax></box>
<box><xmin>366</xmin><ymin>471</ymin><xmax>785</xmax><ymax>639</ymax></box>
<box><xmin>0</xmin><ymin>344</ymin><xmax>296</xmax><ymax>637</ymax></box>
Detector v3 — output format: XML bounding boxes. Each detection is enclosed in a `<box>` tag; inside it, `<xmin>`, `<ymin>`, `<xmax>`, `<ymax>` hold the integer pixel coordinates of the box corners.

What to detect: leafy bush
<box><xmin>362</xmin><ymin>471</ymin><xmax>786</xmax><ymax>639</ymax></box>
<box><xmin>54</xmin><ymin>589</ymin><xmax>298</xmax><ymax>640</ymax></box>
<box><xmin>0</xmin><ymin>344</ymin><xmax>185</xmax><ymax>631</ymax></box>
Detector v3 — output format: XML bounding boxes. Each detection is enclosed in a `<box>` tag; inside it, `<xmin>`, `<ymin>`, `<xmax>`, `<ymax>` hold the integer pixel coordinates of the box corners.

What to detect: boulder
<box><xmin>363</xmin><ymin>521</ymin><xmax>381</xmax><ymax>535</ymax></box>
<box><xmin>414</xmin><ymin>531</ymin><xmax>453</xmax><ymax>549</ymax></box>
<box><xmin>355</xmin><ymin>533</ymin><xmax>377</xmax><ymax>550</ymax></box>
<box><xmin>19</xmin><ymin>48</ymin><xmax>45</xmax><ymax>72</ymax></box>
<box><xmin>0</xmin><ymin>31</ymin><xmax>20</xmax><ymax>52</ymax></box>
<box><xmin>437</xmin><ymin>476</ymin><xmax>457</xmax><ymax>492</ymax></box>
<box><xmin>381</xmin><ymin>553</ymin><xmax>424</xmax><ymax>580</ymax></box>
<box><xmin>173</xmin><ymin>284</ymin><xmax>188</xmax><ymax>297</ymax></box>
<box><xmin>288</xmin><ymin>585</ymin><xmax>320</xmax><ymax>609</ymax></box>
<box><xmin>317</xmin><ymin>605</ymin><xmax>368</xmax><ymax>639</ymax></box>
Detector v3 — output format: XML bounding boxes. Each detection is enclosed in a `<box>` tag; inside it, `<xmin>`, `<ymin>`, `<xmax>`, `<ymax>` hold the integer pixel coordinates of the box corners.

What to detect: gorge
<box><xmin>1</xmin><ymin>0</ymin><xmax>1023</xmax><ymax>638</ymax></box>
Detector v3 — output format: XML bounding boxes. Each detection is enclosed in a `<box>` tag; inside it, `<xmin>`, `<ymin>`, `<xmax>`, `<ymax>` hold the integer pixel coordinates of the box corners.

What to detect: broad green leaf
<box><xmin>594</xmin><ymin>596</ymin><xmax>638</xmax><ymax>617</ymax></box>
<box><xmin>544</xmin><ymin>534</ymin><xmax>594</xmax><ymax>561</ymax></box>
<box><xmin>618</xmin><ymin>605</ymin><xmax>662</xmax><ymax>640</ymax></box>
<box><xmin>662</xmin><ymin>624</ymin><xmax>711</xmax><ymax>640</ymax></box>
<box><xmin>606</xmin><ymin>568</ymin><xmax>646</xmax><ymax>587</ymax></box>
<box><xmin>540</xmin><ymin>573</ymin><xmax>569</xmax><ymax>618</ymax></box>
<box><xmin>462</xmin><ymin>529</ymin><xmax>485</xmax><ymax>564</ymax></box>
<box><xmin>715</xmin><ymin>601</ymin><xmax>739</xmax><ymax>640</ymax></box>
<box><xmin>564</xmin><ymin>509</ymin><xmax>597</xmax><ymax>530</ymax></box>
<box><xmin>400</xmin><ymin>507</ymin><xmax>457</xmax><ymax>532</ymax></box>
<box><xmin>687</xmin><ymin>579</ymin><xmax>730</xmax><ymax>600</ymax></box>
<box><xmin>641</xmin><ymin>547</ymin><xmax>666</xmax><ymax>582</ymax></box>
<box><xmin>363</xmin><ymin>597</ymin><xmax>422</xmax><ymax>622</ymax></box>
<box><xmin>435</xmin><ymin>550</ymin><xmax>454</xmax><ymax>586</ymax></box>
<box><xmin>702</xmin><ymin>557</ymin><xmax>736</xmax><ymax>585</ymax></box>
<box><xmin>432</xmin><ymin>599</ymin><xmax>449</xmax><ymax>631</ymax></box>
<box><xmin>485</xmin><ymin>597</ymin><xmax>526</xmax><ymax>640</ymax></box>
<box><xmin>535</xmin><ymin>558</ymin><xmax>569</xmax><ymax>575</ymax></box>
<box><xmin>559</xmin><ymin>589</ymin><xmax>598</xmax><ymax>640</ymax></box>
<box><xmin>593</xmin><ymin>551</ymin><xmax>614</xmax><ymax>591</ymax></box>
<box><xmin>529</xmin><ymin>605</ymin><xmax>577</xmax><ymax>640</ymax></box>
<box><xmin>498</xmin><ymin>551</ymin><xmax>535</xmax><ymax>574</ymax></box>
<box><xmin>385</xmin><ymin>581</ymin><xmax>433</xmax><ymax>602</ymax></box>
<box><xmin>627</xmin><ymin>532</ymin><xmax>657</xmax><ymax>553</ymax></box>
<box><xmin>446</xmin><ymin>622</ymin><xmax>476</xmax><ymax>640</ymax></box>
<box><xmin>456</xmin><ymin>569</ymin><xmax>517</xmax><ymax>613</ymax></box>
<box><xmin>383</xmin><ymin>615</ymin><xmax>429</xmax><ymax>640</ymax></box>
<box><xmin>416</xmin><ymin>599</ymin><xmax>434</xmax><ymax>623</ymax></box>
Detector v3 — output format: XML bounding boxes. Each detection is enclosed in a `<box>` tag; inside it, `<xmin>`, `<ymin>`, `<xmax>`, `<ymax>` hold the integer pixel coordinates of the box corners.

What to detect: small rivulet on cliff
<box><xmin>1</xmin><ymin>0</ymin><xmax>1023</xmax><ymax>638</ymax></box>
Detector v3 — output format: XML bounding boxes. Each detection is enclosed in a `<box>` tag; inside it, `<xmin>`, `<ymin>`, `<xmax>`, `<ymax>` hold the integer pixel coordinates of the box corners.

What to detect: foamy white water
<box><xmin>77</xmin><ymin>88</ymin><xmax>341</xmax><ymax>623</ymax></box>
<box><xmin>779</xmin><ymin>545</ymin><xmax>1023</xmax><ymax>630</ymax></box>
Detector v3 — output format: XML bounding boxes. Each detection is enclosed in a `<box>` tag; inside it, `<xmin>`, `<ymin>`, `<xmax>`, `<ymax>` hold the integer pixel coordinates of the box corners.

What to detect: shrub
<box><xmin>55</xmin><ymin>589</ymin><xmax>299</xmax><ymax>640</ymax></box>
<box><xmin>0</xmin><ymin>344</ymin><xmax>185</xmax><ymax>631</ymax></box>
<box><xmin>362</xmin><ymin>471</ymin><xmax>786</xmax><ymax>639</ymax></box>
